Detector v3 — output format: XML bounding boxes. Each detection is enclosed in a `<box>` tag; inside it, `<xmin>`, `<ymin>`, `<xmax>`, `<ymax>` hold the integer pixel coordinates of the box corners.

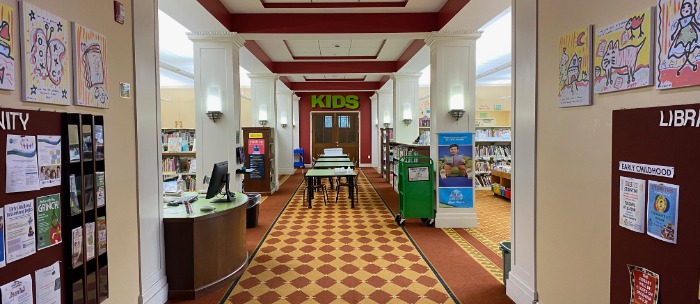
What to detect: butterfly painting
<box><xmin>19</xmin><ymin>1</ymin><xmax>71</xmax><ymax>105</ymax></box>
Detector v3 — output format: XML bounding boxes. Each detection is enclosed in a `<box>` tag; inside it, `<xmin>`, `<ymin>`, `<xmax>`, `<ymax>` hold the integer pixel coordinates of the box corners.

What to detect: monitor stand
<box><xmin>211</xmin><ymin>173</ymin><xmax>235</xmax><ymax>203</ymax></box>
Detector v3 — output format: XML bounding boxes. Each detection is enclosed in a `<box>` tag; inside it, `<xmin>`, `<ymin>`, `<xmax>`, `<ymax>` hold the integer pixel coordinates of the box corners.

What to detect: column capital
<box><xmin>276</xmin><ymin>89</ymin><xmax>294</xmax><ymax>95</ymax></box>
<box><xmin>248</xmin><ymin>73</ymin><xmax>279</xmax><ymax>81</ymax></box>
<box><xmin>187</xmin><ymin>31</ymin><xmax>246</xmax><ymax>47</ymax></box>
<box><xmin>425</xmin><ymin>30</ymin><xmax>482</xmax><ymax>47</ymax></box>
<box><xmin>292</xmin><ymin>94</ymin><xmax>301</xmax><ymax>102</ymax></box>
<box><xmin>377</xmin><ymin>89</ymin><xmax>393</xmax><ymax>95</ymax></box>
<box><xmin>391</xmin><ymin>72</ymin><xmax>422</xmax><ymax>80</ymax></box>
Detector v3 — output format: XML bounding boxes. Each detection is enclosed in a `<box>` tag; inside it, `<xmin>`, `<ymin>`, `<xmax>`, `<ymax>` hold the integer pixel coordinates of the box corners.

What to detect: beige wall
<box><xmin>477</xmin><ymin>85</ymin><xmax>511</xmax><ymax>126</ymax></box>
<box><xmin>537</xmin><ymin>1</ymin><xmax>700</xmax><ymax>303</ymax></box>
<box><xmin>160</xmin><ymin>86</ymin><xmax>252</xmax><ymax>129</ymax></box>
<box><xmin>0</xmin><ymin>0</ymin><xmax>139</xmax><ymax>302</ymax></box>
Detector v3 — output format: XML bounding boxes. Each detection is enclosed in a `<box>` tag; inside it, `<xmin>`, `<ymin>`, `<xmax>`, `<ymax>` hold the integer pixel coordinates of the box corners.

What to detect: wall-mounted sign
<box><xmin>495</xmin><ymin>104</ymin><xmax>503</xmax><ymax>110</ymax></box>
<box><xmin>311</xmin><ymin>95</ymin><xmax>359</xmax><ymax>110</ymax></box>
<box><xmin>248</xmin><ymin>133</ymin><xmax>263</xmax><ymax>139</ymax></box>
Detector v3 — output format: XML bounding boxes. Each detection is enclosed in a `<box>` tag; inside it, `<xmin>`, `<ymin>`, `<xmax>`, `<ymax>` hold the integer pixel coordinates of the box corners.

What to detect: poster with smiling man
<box><xmin>437</xmin><ymin>133</ymin><xmax>474</xmax><ymax>208</ymax></box>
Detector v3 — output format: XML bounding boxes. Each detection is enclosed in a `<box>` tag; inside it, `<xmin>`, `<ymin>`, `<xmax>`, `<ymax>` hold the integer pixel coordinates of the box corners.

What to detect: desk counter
<box><xmin>163</xmin><ymin>192</ymin><xmax>248</xmax><ymax>299</ymax></box>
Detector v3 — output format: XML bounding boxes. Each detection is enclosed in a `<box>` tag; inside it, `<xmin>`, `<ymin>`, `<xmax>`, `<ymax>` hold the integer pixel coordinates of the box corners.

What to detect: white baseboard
<box><xmin>434</xmin><ymin>212</ymin><xmax>478</xmax><ymax>228</ymax></box>
<box><xmin>360</xmin><ymin>163</ymin><xmax>372</xmax><ymax>167</ymax></box>
<box><xmin>506</xmin><ymin>270</ymin><xmax>538</xmax><ymax>304</ymax></box>
<box><xmin>139</xmin><ymin>277</ymin><xmax>168</xmax><ymax>304</ymax></box>
<box><xmin>280</xmin><ymin>168</ymin><xmax>295</xmax><ymax>175</ymax></box>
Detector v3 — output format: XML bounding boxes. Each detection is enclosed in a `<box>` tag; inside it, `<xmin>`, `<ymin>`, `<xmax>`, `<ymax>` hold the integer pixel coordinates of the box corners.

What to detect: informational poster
<box><xmin>36</xmin><ymin>194</ymin><xmax>61</xmax><ymax>250</ymax></box>
<box><xmin>408</xmin><ymin>166</ymin><xmax>430</xmax><ymax>182</ymax></box>
<box><xmin>0</xmin><ymin>207</ymin><xmax>5</xmax><ymax>268</ymax></box>
<box><xmin>646</xmin><ymin>181</ymin><xmax>679</xmax><ymax>244</ymax></box>
<box><xmin>248</xmin><ymin>154</ymin><xmax>264</xmax><ymax>180</ymax></box>
<box><xmin>4</xmin><ymin>200</ymin><xmax>36</xmax><ymax>263</ymax></box>
<box><xmin>247</xmin><ymin>138</ymin><xmax>265</xmax><ymax>154</ymax></box>
<box><xmin>558</xmin><ymin>25</ymin><xmax>592</xmax><ymax>107</ymax></box>
<box><xmin>628</xmin><ymin>265</ymin><xmax>660</xmax><ymax>304</ymax></box>
<box><xmin>594</xmin><ymin>7</ymin><xmax>653</xmax><ymax>93</ymax></box>
<box><xmin>619</xmin><ymin>177</ymin><xmax>646</xmax><ymax>233</ymax></box>
<box><xmin>19</xmin><ymin>1</ymin><xmax>72</xmax><ymax>105</ymax></box>
<box><xmin>0</xmin><ymin>3</ymin><xmax>16</xmax><ymax>91</ymax></box>
<box><xmin>0</xmin><ymin>274</ymin><xmax>33</xmax><ymax>304</ymax></box>
<box><xmin>5</xmin><ymin>135</ymin><xmax>40</xmax><ymax>193</ymax></box>
<box><xmin>85</xmin><ymin>222</ymin><xmax>94</xmax><ymax>261</ymax></box>
<box><xmin>437</xmin><ymin>133</ymin><xmax>474</xmax><ymax>208</ymax></box>
<box><xmin>656</xmin><ymin>0</ymin><xmax>700</xmax><ymax>89</ymax></box>
<box><xmin>37</xmin><ymin>135</ymin><xmax>61</xmax><ymax>188</ymax></box>
<box><xmin>35</xmin><ymin>261</ymin><xmax>60</xmax><ymax>304</ymax></box>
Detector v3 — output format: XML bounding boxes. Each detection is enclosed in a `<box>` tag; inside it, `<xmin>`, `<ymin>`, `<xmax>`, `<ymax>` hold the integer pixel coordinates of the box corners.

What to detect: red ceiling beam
<box><xmin>395</xmin><ymin>39</ymin><xmax>425</xmax><ymax>71</ymax></box>
<box><xmin>229</xmin><ymin>13</ymin><xmax>437</xmax><ymax>34</ymax></box>
<box><xmin>260</xmin><ymin>0</ymin><xmax>408</xmax><ymax>9</ymax></box>
<box><xmin>291</xmin><ymin>82</ymin><xmax>381</xmax><ymax>91</ymax></box>
<box><xmin>279</xmin><ymin>76</ymin><xmax>293</xmax><ymax>90</ymax></box>
<box><xmin>378</xmin><ymin>75</ymin><xmax>391</xmax><ymax>88</ymax></box>
<box><xmin>244</xmin><ymin>41</ymin><xmax>275</xmax><ymax>72</ymax></box>
<box><xmin>438</xmin><ymin>0</ymin><xmax>471</xmax><ymax>29</ymax></box>
<box><xmin>275</xmin><ymin>61</ymin><xmax>396</xmax><ymax>74</ymax></box>
<box><xmin>196</xmin><ymin>0</ymin><xmax>234</xmax><ymax>29</ymax></box>
<box><xmin>303</xmin><ymin>76</ymin><xmax>367</xmax><ymax>81</ymax></box>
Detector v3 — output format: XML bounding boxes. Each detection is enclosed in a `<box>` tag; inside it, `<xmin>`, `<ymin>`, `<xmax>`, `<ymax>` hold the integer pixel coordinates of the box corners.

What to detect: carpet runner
<box><xmin>224</xmin><ymin>170</ymin><xmax>456</xmax><ymax>303</ymax></box>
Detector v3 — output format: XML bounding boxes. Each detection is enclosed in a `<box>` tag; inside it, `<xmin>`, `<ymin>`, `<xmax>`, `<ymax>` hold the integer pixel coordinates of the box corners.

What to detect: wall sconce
<box><xmin>383</xmin><ymin>113</ymin><xmax>391</xmax><ymax>128</ymax></box>
<box><xmin>280</xmin><ymin>112</ymin><xmax>288</xmax><ymax>128</ymax></box>
<box><xmin>259</xmin><ymin>105</ymin><xmax>268</xmax><ymax>126</ymax></box>
<box><xmin>403</xmin><ymin>103</ymin><xmax>412</xmax><ymax>125</ymax></box>
<box><xmin>449</xmin><ymin>84</ymin><xmax>465</xmax><ymax>121</ymax></box>
<box><xmin>375</xmin><ymin>118</ymin><xmax>378</xmax><ymax>126</ymax></box>
<box><xmin>206</xmin><ymin>87</ymin><xmax>223</xmax><ymax>122</ymax></box>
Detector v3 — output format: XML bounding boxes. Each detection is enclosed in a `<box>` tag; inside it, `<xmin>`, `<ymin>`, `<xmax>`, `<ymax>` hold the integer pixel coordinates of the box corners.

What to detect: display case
<box><xmin>242</xmin><ymin>127</ymin><xmax>276</xmax><ymax>195</ymax></box>
<box><xmin>63</xmin><ymin>113</ymin><xmax>110</xmax><ymax>303</ymax></box>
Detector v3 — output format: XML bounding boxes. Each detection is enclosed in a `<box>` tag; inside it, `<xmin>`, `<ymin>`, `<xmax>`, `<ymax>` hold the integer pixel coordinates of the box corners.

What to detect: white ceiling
<box><xmin>157</xmin><ymin>1</ymin><xmax>511</xmax><ymax>88</ymax></box>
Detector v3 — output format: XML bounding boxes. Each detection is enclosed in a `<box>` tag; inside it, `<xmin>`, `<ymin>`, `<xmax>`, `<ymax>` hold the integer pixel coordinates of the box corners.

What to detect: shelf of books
<box><xmin>64</xmin><ymin>113</ymin><xmax>110</xmax><ymax>303</ymax></box>
<box><xmin>390</xmin><ymin>143</ymin><xmax>430</xmax><ymax>193</ymax></box>
<box><xmin>474</xmin><ymin>131</ymin><xmax>511</xmax><ymax>191</ymax></box>
<box><xmin>161</xmin><ymin>129</ymin><xmax>196</xmax><ymax>190</ymax></box>
<box><xmin>490</xmin><ymin>166</ymin><xmax>511</xmax><ymax>199</ymax></box>
<box><xmin>380</xmin><ymin>128</ymin><xmax>394</xmax><ymax>180</ymax></box>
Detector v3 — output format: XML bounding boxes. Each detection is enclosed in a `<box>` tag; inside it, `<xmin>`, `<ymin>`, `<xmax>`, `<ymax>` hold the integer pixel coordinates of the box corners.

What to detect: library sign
<box><xmin>311</xmin><ymin>95</ymin><xmax>360</xmax><ymax>110</ymax></box>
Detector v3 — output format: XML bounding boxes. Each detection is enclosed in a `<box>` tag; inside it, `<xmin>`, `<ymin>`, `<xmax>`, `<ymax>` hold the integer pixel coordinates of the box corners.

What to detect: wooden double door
<box><xmin>311</xmin><ymin>112</ymin><xmax>359</xmax><ymax>164</ymax></box>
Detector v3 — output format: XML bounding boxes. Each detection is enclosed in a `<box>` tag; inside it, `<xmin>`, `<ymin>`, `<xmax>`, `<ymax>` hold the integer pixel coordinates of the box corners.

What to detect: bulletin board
<box><xmin>0</xmin><ymin>108</ymin><xmax>66</xmax><ymax>302</ymax></box>
<box><xmin>610</xmin><ymin>104</ymin><xmax>700</xmax><ymax>303</ymax></box>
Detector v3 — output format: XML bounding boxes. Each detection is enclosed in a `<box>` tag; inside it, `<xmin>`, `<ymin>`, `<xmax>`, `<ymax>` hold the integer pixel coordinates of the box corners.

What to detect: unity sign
<box><xmin>311</xmin><ymin>95</ymin><xmax>360</xmax><ymax>110</ymax></box>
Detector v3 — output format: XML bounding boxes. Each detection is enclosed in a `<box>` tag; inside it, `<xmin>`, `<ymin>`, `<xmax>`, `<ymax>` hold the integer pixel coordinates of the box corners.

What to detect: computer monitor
<box><xmin>205</xmin><ymin>161</ymin><xmax>233</xmax><ymax>203</ymax></box>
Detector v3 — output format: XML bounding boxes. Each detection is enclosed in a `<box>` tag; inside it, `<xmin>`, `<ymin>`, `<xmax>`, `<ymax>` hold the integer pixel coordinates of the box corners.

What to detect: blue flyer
<box><xmin>437</xmin><ymin>133</ymin><xmax>474</xmax><ymax>208</ymax></box>
<box><xmin>646</xmin><ymin>181</ymin><xmax>679</xmax><ymax>244</ymax></box>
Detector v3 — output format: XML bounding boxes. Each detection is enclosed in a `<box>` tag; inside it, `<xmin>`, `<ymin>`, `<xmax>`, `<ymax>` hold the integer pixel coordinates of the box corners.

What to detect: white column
<box><xmin>292</xmin><ymin>94</ymin><xmax>301</xmax><ymax>159</ymax></box>
<box><xmin>249</xmin><ymin>74</ymin><xmax>278</xmax><ymax>128</ymax></box>
<box><xmin>377</xmin><ymin>89</ymin><xmax>394</xmax><ymax>130</ymax></box>
<box><xmin>392</xmin><ymin>73</ymin><xmax>421</xmax><ymax>144</ymax></box>
<box><xmin>189</xmin><ymin>32</ymin><xmax>245</xmax><ymax>193</ymax></box>
<box><xmin>371</xmin><ymin>93</ymin><xmax>380</xmax><ymax>172</ymax></box>
<box><xmin>426</xmin><ymin>30</ymin><xmax>481</xmax><ymax>228</ymax></box>
<box><xmin>134</xmin><ymin>1</ymin><xmax>168</xmax><ymax>302</ymax></box>
<box><xmin>509</xmin><ymin>0</ymin><xmax>538</xmax><ymax>302</ymax></box>
<box><xmin>276</xmin><ymin>90</ymin><xmax>295</xmax><ymax>175</ymax></box>
<box><xmin>249</xmin><ymin>73</ymin><xmax>279</xmax><ymax>190</ymax></box>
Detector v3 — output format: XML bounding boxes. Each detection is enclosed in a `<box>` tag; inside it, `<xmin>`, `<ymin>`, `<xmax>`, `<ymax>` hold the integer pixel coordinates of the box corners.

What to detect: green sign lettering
<box><xmin>311</xmin><ymin>95</ymin><xmax>360</xmax><ymax>110</ymax></box>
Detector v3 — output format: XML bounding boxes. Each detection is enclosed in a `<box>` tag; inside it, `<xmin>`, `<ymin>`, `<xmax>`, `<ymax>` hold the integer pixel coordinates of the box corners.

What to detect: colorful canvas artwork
<box><xmin>558</xmin><ymin>26</ymin><xmax>592</xmax><ymax>107</ymax></box>
<box><xmin>594</xmin><ymin>8</ymin><xmax>654</xmax><ymax>93</ymax></box>
<box><xmin>657</xmin><ymin>0</ymin><xmax>700</xmax><ymax>89</ymax></box>
<box><xmin>0</xmin><ymin>4</ymin><xmax>15</xmax><ymax>91</ymax></box>
<box><xmin>19</xmin><ymin>1</ymin><xmax>71</xmax><ymax>105</ymax></box>
<box><xmin>73</xmin><ymin>23</ymin><xmax>108</xmax><ymax>108</ymax></box>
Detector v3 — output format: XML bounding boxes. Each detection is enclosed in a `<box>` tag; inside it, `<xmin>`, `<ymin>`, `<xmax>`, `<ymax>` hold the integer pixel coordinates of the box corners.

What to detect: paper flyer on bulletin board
<box><xmin>0</xmin><ymin>274</ymin><xmax>33</xmax><ymax>304</ymax></box>
<box><xmin>646</xmin><ymin>181</ymin><xmax>679</xmax><ymax>244</ymax></box>
<box><xmin>5</xmin><ymin>135</ymin><xmax>40</xmax><ymax>193</ymax></box>
<box><xmin>37</xmin><ymin>135</ymin><xmax>62</xmax><ymax>188</ymax></box>
<box><xmin>628</xmin><ymin>265</ymin><xmax>660</xmax><ymax>304</ymax></box>
<box><xmin>4</xmin><ymin>200</ymin><xmax>36</xmax><ymax>263</ymax></box>
<box><xmin>619</xmin><ymin>177</ymin><xmax>646</xmax><ymax>233</ymax></box>
<box><xmin>437</xmin><ymin>133</ymin><xmax>474</xmax><ymax>208</ymax></box>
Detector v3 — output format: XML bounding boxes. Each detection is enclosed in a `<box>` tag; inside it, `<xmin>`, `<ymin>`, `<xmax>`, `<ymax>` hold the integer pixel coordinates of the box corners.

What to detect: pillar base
<box><xmin>435</xmin><ymin>209</ymin><xmax>478</xmax><ymax>228</ymax></box>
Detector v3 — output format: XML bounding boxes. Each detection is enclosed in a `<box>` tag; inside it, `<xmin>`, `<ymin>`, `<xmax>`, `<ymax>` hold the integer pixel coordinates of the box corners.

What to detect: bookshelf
<box><xmin>161</xmin><ymin>129</ymin><xmax>196</xmax><ymax>190</ymax></box>
<box><xmin>243</xmin><ymin>127</ymin><xmax>276</xmax><ymax>195</ymax></box>
<box><xmin>490</xmin><ymin>167</ymin><xmax>511</xmax><ymax>199</ymax></box>
<box><xmin>474</xmin><ymin>124</ymin><xmax>511</xmax><ymax>190</ymax></box>
<box><xmin>380</xmin><ymin>128</ymin><xmax>394</xmax><ymax>180</ymax></box>
<box><xmin>390</xmin><ymin>143</ymin><xmax>430</xmax><ymax>193</ymax></box>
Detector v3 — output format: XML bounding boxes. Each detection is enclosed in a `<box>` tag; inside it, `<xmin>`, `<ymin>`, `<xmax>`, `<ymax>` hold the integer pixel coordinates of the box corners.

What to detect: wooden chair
<box><xmin>303</xmin><ymin>176</ymin><xmax>328</xmax><ymax>205</ymax></box>
<box><xmin>335</xmin><ymin>160</ymin><xmax>359</xmax><ymax>204</ymax></box>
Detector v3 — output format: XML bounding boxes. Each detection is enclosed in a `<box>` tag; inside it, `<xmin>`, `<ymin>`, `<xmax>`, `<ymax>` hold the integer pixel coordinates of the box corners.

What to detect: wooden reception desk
<box><xmin>163</xmin><ymin>192</ymin><xmax>248</xmax><ymax>299</ymax></box>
